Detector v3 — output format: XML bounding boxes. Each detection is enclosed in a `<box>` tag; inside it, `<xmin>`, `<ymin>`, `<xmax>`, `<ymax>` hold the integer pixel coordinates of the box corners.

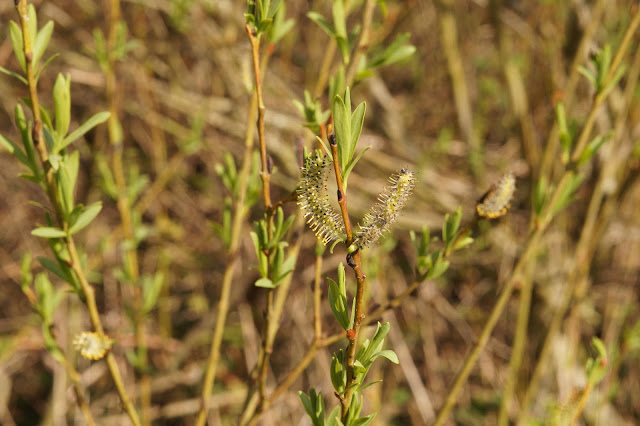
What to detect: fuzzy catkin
<box><xmin>355</xmin><ymin>168</ymin><xmax>416</xmax><ymax>247</ymax></box>
<box><xmin>476</xmin><ymin>173</ymin><xmax>516</xmax><ymax>219</ymax></box>
<box><xmin>297</xmin><ymin>152</ymin><xmax>345</xmax><ymax>244</ymax></box>
<box><xmin>73</xmin><ymin>332</ymin><xmax>112</xmax><ymax>360</ymax></box>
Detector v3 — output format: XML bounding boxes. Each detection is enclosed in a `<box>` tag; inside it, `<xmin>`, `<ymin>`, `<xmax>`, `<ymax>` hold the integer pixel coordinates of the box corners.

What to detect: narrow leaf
<box><xmin>32</xmin><ymin>227</ymin><xmax>67</xmax><ymax>238</ymax></box>
<box><xmin>69</xmin><ymin>202</ymin><xmax>102</xmax><ymax>234</ymax></box>
<box><xmin>59</xmin><ymin>111</ymin><xmax>110</xmax><ymax>151</ymax></box>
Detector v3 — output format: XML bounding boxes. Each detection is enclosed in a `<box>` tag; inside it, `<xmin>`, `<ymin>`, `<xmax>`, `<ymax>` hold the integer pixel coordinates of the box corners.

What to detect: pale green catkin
<box><xmin>356</xmin><ymin>168</ymin><xmax>416</xmax><ymax>247</ymax></box>
<box><xmin>297</xmin><ymin>151</ymin><xmax>345</xmax><ymax>244</ymax></box>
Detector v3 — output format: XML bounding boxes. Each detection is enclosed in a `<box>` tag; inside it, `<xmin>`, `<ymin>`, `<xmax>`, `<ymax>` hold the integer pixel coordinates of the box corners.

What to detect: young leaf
<box><xmin>9</xmin><ymin>21</ymin><xmax>26</xmax><ymax>73</ymax></box>
<box><xmin>0</xmin><ymin>65</ymin><xmax>28</xmax><ymax>85</ymax></box>
<box><xmin>32</xmin><ymin>227</ymin><xmax>67</xmax><ymax>238</ymax></box>
<box><xmin>53</xmin><ymin>73</ymin><xmax>71</xmax><ymax>142</ymax></box>
<box><xmin>69</xmin><ymin>202</ymin><xmax>102</xmax><ymax>235</ymax></box>
<box><xmin>255</xmin><ymin>277</ymin><xmax>275</xmax><ymax>288</ymax></box>
<box><xmin>142</xmin><ymin>272</ymin><xmax>165</xmax><ymax>313</ymax></box>
<box><xmin>58</xmin><ymin>111</ymin><xmax>110</xmax><ymax>152</ymax></box>
<box><xmin>333</xmin><ymin>93</ymin><xmax>350</xmax><ymax>174</ymax></box>
<box><xmin>33</xmin><ymin>21</ymin><xmax>54</xmax><ymax>70</ymax></box>
<box><xmin>328</xmin><ymin>278</ymin><xmax>350</xmax><ymax>330</ymax></box>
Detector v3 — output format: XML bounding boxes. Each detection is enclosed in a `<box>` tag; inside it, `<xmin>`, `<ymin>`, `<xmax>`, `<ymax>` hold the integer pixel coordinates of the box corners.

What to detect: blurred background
<box><xmin>1</xmin><ymin>0</ymin><xmax>640</xmax><ymax>424</ymax></box>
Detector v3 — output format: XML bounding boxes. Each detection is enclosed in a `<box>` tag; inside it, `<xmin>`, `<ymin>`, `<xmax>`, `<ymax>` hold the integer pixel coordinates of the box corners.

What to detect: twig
<box><xmin>327</xmin><ymin>135</ymin><xmax>367</xmax><ymax>421</ymax></box>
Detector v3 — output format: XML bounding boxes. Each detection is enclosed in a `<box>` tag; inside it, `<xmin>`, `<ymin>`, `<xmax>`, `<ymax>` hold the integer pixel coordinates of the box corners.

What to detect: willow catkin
<box><xmin>355</xmin><ymin>168</ymin><xmax>416</xmax><ymax>248</ymax></box>
<box><xmin>297</xmin><ymin>151</ymin><xmax>345</xmax><ymax>245</ymax></box>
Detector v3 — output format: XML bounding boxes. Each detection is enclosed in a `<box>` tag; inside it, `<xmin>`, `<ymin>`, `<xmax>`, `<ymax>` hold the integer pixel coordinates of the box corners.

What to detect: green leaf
<box><xmin>33</xmin><ymin>21</ymin><xmax>54</xmax><ymax>69</ymax></box>
<box><xmin>27</xmin><ymin>5</ymin><xmax>38</xmax><ymax>50</ymax></box>
<box><xmin>349</xmin><ymin>102</ymin><xmax>366</xmax><ymax>161</ymax></box>
<box><xmin>336</xmin><ymin>36</ymin><xmax>351</xmax><ymax>65</ymax></box>
<box><xmin>330</xmin><ymin>350</ymin><xmax>347</xmax><ymax>394</ymax></box>
<box><xmin>255</xmin><ymin>277</ymin><xmax>275</xmax><ymax>288</ymax></box>
<box><xmin>298</xmin><ymin>389</ymin><xmax>326</xmax><ymax>426</ymax></box>
<box><xmin>578</xmin><ymin>65</ymin><xmax>597</xmax><ymax>88</ymax></box>
<box><xmin>333</xmin><ymin>94</ymin><xmax>350</xmax><ymax>174</ymax></box>
<box><xmin>69</xmin><ymin>202</ymin><xmax>102</xmax><ymax>235</ymax></box>
<box><xmin>0</xmin><ymin>133</ymin><xmax>29</xmax><ymax>167</ymax></box>
<box><xmin>427</xmin><ymin>258</ymin><xmax>449</xmax><ymax>280</ymax></box>
<box><xmin>32</xmin><ymin>227</ymin><xmax>67</xmax><ymax>238</ymax></box>
<box><xmin>37</xmin><ymin>256</ymin><xmax>72</xmax><ymax>283</ymax></box>
<box><xmin>329</xmin><ymin>67</ymin><xmax>345</xmax><ymax>107</ymax></box>
<box><xmin>329</xmin><ymin>278</ymin><xmax>350</xmax><ymax>330</ymax></box>
<box><xmin>58</xmin><ymin>111</ymin><xmax>110</xmax><ymax>152</ymax></box>
<box><xmin>367</xmin><ymin>33</ymin><xmax>415</xmax><ymax>69</ymax></box>
<box><xmin>307</xmin><ymin>12</ymin><xmax>335</xmax><ymax>39</ymax></box>
<box><xmin>53</xmin><ymin>73</ymin><xmax>71</xmax><ymax>142</ymax></box>
<box><xmin>373</xmin><ymin>349</ymin><xmax>399</xmax><ymax>364</ymax></box>
<box><xmin>35</xmin><ymin>53</ymin><xmax>60</xmax><ymax>85</ymax></box>
<box><xmin>35</xmin><ymin>273</ymin><xmax>61</xmax><ymax>324</ymax></box>
<box><xmin>9</xmin><ymin>21</ymin><xmax>26</xmax><ymax>73</ymax></box>
<box><xmin>550</xmin><ymin>172</ymin><xmax>583</xmax><ymax>217</ymax></box>
<box><xmin>332</xmin><ymin>0</ymin><xmax>347</xmax><ymax>39</ymax></box>
<box><xmin>342</xmin><ymin>145</ymin><xmax>370</xmax><ymax>188</ymax></box>
<box><xmin>142</xmin><ymin>272</ymin><xmax>165</xmax><ymax>313</ymax></box>
<box><xmin>0</xmin><ymin>65</ymin><xmax>28</xmax><ymax>85</ymax></box>
<box><xmin>55</xmin><ymin>162</ymin><xmax>74</xmax><ymax>219</ymax></box>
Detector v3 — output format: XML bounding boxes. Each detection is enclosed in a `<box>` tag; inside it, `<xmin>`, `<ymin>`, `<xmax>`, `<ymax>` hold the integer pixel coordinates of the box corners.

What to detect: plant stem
<box><xmin>571</xmin><ymin>383</ymin><xmax>593</xmax><ymax>425</ymax></box>
<box><xmin>435</xmin><ymin>0</ymin><xmax>483</xmax><ymax>178</ymax></box>
<box><xmin>497</xmin><ymin>269</ymin><xmax>533</xmax><ymax>426</ymax></box>
<box><xmin>345</xmin><ymin>0</ymin><xmax>376</xmax><ymax>86</ymax></box>
<box><xmin>15</xmin><ymin>1</ymin><xmax>140</xmax><ymax>424</ymax></box>
<box><xmin>314</xmin><ymin>249</ymin><xmax>324</xmax><ymax>340</ymax></box>
<box><xmin>103</xmin><ymin>0</ymin><xmax>151</xmax><ymax>423</ymax></box>
<box><xmin>327</xmin><ymin>138</ymin><xmax>366</xmax><ymax>421</ymax></box>
<box><xmin>194</xmin><ymin>93</ymin><xmax>258</xmax><ymax>426</ymax></box>
<box><xmin>57</xmin><ymin>347</ymin><xmax>97</xmax><ymax>426</ymax></box>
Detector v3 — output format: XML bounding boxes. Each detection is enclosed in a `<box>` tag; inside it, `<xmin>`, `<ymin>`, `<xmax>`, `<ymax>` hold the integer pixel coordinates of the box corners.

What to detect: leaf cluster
<box><xmin>411</xmin><ymin>207</ymin><xmax>473</xmax><ymax>281</ymax></box>
<box><xmin>250</xmin><ymin>207</ymin><xmax>296</xmax><ymax>289</ymax></box>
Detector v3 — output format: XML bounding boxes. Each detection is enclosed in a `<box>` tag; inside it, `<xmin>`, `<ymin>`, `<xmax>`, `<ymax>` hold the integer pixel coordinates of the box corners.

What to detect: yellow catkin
<box><xmin>476</xmin><ymin>173</ymin><xmax>516</xmax><ymax>219</ymax></box>
<box><xmin>297</xmin><ymin>151</ymin><xmax>345</xmax><ymax>244</ymax></box>
<box><xmin>356</xmin><ymin>169</ymin><xmax>416</xmax><ymax>247</ymax></box>
<box><xmin>73</xmin><ymin>332</ymin><xmax>112</xmax><ymax>360</ymax></box>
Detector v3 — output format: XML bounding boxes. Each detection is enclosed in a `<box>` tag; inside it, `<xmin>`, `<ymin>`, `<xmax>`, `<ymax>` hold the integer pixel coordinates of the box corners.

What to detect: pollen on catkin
<box><xmin>476</xmin><ymin>173</ymin><xmax>516</xmax><ymax>219</ymax></box>
<box><xmin>297</xmin><ymin>151</ymin><xmax>345</xmax><ymax>245</ymax></box>
<box><xmin>73</xmin><ymin>332</ymin><xmax>112</xmax><ymax>360</ymax></box>
<box><xmin>355</xmin><ymin>168</ymin><xmax>415</xmax><ymax>248</ymax></box>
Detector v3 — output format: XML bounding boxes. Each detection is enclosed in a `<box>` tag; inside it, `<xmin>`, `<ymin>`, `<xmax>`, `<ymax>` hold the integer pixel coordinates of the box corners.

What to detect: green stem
<box><xmin>15</xmin><ymin>1</ymin><xmax>141</xmax><ymax>424</ymax></box>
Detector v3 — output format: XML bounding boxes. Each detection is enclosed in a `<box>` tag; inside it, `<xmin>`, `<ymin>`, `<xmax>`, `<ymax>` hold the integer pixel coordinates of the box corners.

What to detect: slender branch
<box><xmin>56</xmin><ymin>344</ymin><xmax>97</xmax><ymax>426</ymax></box>
<box><xmin>103</xmin><ymin>0</ymin><xmax>151</xmax><ymax>423</ymax></box>
<box><xmin>435</xmin><ymin>0</ymin><xmax>483</xmax><ymax>178</ymax></box>
<box><xmin>246</xmin><ymin>24</ymin><xmax>272</xmax><ymax>210</ymax></box>
<box><xmin>345</xmin><ymin>0</ymin><xmax>376</xmax><ymax>86</ymax></box>
<box><xmin>194</xmin><ymin>93</ymin><xmax>259</xmax><ymax>426</ymax></box>
<box><xmin>14</xmin><ymin>2</ymin><xmax>141</xmax><ymax>424</ymax></box>
<box><xmin>327</xmin><ymin>136</ymin><xmax>367</xmax><ymax>420</ymax></box>
<box><xmin>314</xmin><ymin>249</ymin><xmax>324</xmax><ymax>340</ymax></box>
